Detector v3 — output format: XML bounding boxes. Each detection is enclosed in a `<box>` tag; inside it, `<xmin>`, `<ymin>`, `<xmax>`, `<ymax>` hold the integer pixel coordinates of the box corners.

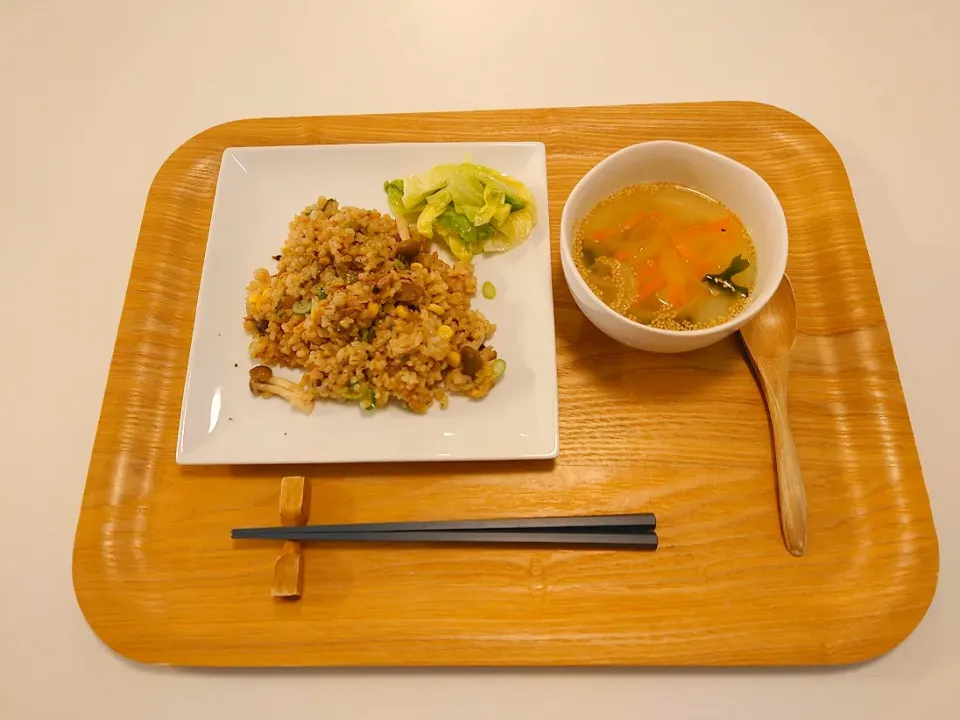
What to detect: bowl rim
<box><xmin>559</xmin><ymin>140</ymin><xmax>789</xmax><ymax>339</ymax></box>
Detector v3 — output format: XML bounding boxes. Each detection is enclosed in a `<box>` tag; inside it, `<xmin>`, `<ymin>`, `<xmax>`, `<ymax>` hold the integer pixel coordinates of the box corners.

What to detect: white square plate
<box><xmin>177</xmin><ymin>142</ymin><xmax>558</xmax><ymax>465</ymax></box>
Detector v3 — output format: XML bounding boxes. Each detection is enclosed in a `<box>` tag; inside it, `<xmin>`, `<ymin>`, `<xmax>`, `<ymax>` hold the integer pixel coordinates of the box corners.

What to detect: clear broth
<box><xmin>574</xmin><ymin>183</ymin><xmax>757</xmax><ymax>331</ymax></box>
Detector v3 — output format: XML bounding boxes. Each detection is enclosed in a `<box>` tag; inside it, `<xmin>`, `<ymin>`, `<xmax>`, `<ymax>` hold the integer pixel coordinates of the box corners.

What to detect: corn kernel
<box><xmin>427</xmin><ymin>303</ymin><xmax>444</xmax><ymax>315</ymax></box>
<box><xmin>363</xmin><ymin>301</ymin><xmax>380</xmax><ymax>319</ymax></box>
<box><xmin>446</xmin><ymin>351</ymin><xmax>461</xmax><ymax>368</ymax></box>
<box><xmin>395</xmin><ymin>305</ymin><xmax>409</xmax><ymax>319</ymax></box>
<box><xmin>438</xmin><ymin>325</ymin><xmax>453</xmax><ymax>340</ymax></box>
<box><xmin>411</xmin><ymin>262</ymin><xmax>424</xmax><ymax>271</ymax></box>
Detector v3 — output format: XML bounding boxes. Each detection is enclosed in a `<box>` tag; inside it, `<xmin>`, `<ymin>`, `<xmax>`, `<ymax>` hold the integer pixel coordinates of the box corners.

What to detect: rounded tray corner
<box><xmin>72</xmin><ymin>554</ymin><xmax>156</xmax><ymax>666</ymax></box>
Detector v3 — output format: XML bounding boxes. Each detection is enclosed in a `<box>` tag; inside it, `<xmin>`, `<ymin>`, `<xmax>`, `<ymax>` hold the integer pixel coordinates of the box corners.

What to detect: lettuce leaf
<box><xmin>400</xmin><ymin>164</ymin><xmax>456</xmax><ymax>209</ymax></box>
<box><xmin>445</xmin><ymin>168</ymin><xmax>485</xmax><ymax>223</ymax></box>
<box><xmin>436</xmin><ymin>207</ymin><xmax>476</xmax><ymax>246</ymax></box>
<box><xmin>473</xmin><ymin>184</ymin><xmax>507</xmax><ymax>227</ymax></box>
<box><xmin>470</xmin><ymin>164</ymin><xmax>535</xmax><ymax>207</ymax></box>
<box><xmin>415</xmin><ymin>189</ymin><xmax>451</xmax><ymax>238</ymax></box>
<box><xmin>385</xmin><ymin>161</ymin><xmax>537</xmax><ymax>261</ymax></box>
<box><xmin>490</xmin><ymin>202</ymin><xmax>511</xmax><ymax>228</ymax></box>
<box><xmin>434</xmin><ymin>219</ymin><xmax>473</xmax><ymax>262</ymax></box>
<box><xmin>384</xmin><ymin>179</ymin><xmax>407</xmax><ymax>218</ymax></box>
<box><xmin>491</xmin><ymin>208</ymin><xmax>535</xmax><ymax>251</ymax></box>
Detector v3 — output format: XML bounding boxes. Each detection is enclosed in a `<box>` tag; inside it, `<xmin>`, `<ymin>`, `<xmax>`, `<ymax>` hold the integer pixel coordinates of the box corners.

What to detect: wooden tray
<box><xmin>72</xmin><ymin>102</ymin><xmax>938</xmax><ymax>666</ymax></box>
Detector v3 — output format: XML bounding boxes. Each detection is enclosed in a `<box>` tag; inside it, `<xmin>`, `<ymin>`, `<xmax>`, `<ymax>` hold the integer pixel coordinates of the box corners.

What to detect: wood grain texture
<box><xmin>71</xmin><ymin>102</ymin><xmax>938</xmax><ymax>667</ymax></box>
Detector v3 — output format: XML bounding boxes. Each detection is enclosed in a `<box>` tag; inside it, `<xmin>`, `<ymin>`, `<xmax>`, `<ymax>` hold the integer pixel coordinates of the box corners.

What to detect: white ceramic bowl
<box><xmin>560</xmin><ymin>141</ymin><xmax>788</xmax><ymax>353</ymax></box>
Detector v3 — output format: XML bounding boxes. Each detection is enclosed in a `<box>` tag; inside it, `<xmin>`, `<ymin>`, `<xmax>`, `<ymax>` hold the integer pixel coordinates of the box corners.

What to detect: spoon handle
<box><xmin>756</xmin><ymin>359</ymin><xmax>808</xmax><ymax>556</ymax></box>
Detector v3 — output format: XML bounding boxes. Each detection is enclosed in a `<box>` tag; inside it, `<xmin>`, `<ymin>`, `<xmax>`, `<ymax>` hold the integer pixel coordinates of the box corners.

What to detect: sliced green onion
<box><xmin>292</xmin><ymin>299</ymin><xmax>313</xmax><ymax>314</ymax></box>
<box><xmin>482</xmin><ymin>280</ymin><xmax>496</xmax><ymax>299</ymax></box>
<box><xmin>491</xmin><ymin>359</ymin><xmax>506</xmax><ymax>378</ymax></box>
<box><xmin>315</xmin><ymin>286</ymin><xmax>327</xmax><ymax>299</ymax></box>
<box><xmin>340</xmin><ymin>383</ymin><xmax>363</xmax><ymax>401</ymax></box>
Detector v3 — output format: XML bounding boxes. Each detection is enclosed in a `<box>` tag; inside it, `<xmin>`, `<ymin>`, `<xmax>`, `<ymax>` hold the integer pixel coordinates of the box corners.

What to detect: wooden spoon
<box><xmin>740</xmin><ymin>275</ymin><xmax>807</xmax><ymax>556</ymax></box>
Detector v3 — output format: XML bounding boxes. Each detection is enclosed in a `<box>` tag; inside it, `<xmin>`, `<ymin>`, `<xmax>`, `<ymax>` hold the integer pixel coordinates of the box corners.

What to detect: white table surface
<box><xmin>3</xmin><ymin>1</ymin><xmax>958</xmax><ymax>717</ymax></box>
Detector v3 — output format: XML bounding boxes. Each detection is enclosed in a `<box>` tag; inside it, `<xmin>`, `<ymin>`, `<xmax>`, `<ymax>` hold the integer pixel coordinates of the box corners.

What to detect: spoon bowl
<box><xmin>740</xmin><ymin>275</ymin><xmax>798</xmax><ymax>359</ymax></box>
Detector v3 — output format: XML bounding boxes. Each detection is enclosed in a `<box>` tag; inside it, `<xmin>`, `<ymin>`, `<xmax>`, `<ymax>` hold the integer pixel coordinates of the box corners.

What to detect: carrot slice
<box><xmin>592</xmin><ymin>227</ymin><xmax>620</xmax><ymax>242</ymax></box>
<box><xmin>668</xmin><ymin>234</ymin><xmax>700</xmax><ymax>266</ymax></box>
<box><xmin>632</xmin><ymin>257</ymin><xmax>657</xmax><ymax>281</ymax></box>
<box><xmin>661</xmin><ymin>282</ymin><xmax>691</xmax><ymax>309</ymax></box>
<box><xmin>635</xmin><ymin>274</ymin><xmax>667</xmax><ymax>304</ymax></box>
<box><xmin>664</xmin><ymin>232</ymin><xmax>718</xmax><ymax>287</ymax></box>
<box><xmin>623</xmin><ymin>210</ymin><xmax>647</xmax><ymax>231</ymax></box>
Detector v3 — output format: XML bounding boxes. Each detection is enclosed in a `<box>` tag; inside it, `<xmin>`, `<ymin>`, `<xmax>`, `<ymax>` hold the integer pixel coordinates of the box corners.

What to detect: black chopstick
<box><xmin>232</xmin><ymin>528</ymin><xmax>658</xmax><ymax>549</ymax></box>
<box><xmin>231</xmin><ymin>513</ymin><xmax>655</xmax><ymax>539</ymax></box>
<box><xmin>233</xmin><ymin>524</ymin><xmax>655</xmax><ymax>540</ymax></box>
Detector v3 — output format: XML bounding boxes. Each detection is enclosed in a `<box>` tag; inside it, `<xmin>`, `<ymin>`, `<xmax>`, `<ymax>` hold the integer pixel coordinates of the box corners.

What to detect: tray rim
<box><xmin>73</xmin><ymin>100</ymin><xmax>939</xmax><ymax>667</ymax></box>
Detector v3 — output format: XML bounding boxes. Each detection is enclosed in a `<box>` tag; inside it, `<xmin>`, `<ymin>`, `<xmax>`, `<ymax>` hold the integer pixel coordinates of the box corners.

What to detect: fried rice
<box><xmin>243</xmin><ymin>197</ymin><xmax>504</xmax><ymax>414</ymax></box>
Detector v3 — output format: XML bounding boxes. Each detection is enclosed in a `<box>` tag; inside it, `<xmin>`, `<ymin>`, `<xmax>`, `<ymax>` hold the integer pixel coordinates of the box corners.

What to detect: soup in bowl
<box><xmin>560</xmin><ymin>141</ymin><xmax>788</xmax><ymax>353</ymax></box>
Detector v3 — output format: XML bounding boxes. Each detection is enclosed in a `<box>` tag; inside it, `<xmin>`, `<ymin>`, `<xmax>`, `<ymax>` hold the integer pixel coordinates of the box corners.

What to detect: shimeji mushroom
<box><xmin>248</xmin><ymin>366</ymin><xmax>314</xmax><ymax>414</ymax></box>
<box><xmin>459</xmin><ymin>345</ymin><xmax>484</xmax><ymax>377</ymax></box>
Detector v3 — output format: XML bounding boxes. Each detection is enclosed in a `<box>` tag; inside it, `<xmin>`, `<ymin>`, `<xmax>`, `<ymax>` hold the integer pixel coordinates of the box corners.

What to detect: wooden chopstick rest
<box><xmin>272</xmin><ymin>476</ymin><xmax>310</xmax><ymax>599</ymax></box>
<box><xmin>272</xmin><ymin>541</ymin><xmax>304</xmax><ymax>599</ymax></box>
<box><xmin>279</xmin><ymin>475</ymin><xmax>310</xmax><ymax>527</ymax></box>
